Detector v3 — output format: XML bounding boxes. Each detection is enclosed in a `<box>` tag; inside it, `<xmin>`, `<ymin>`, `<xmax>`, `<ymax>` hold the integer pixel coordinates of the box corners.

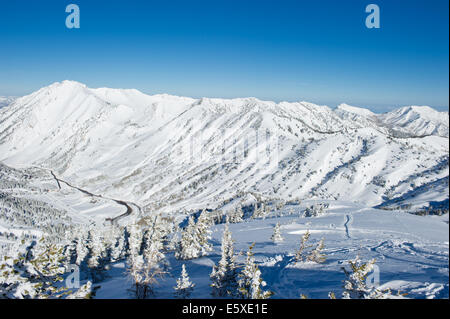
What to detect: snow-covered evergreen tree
<box><xmin>295</xmin><ymin>230</ymin><xmax>312</xmax><ymax>262</ymax></box>
<box><xmin>111</xmin><ymin>226</ymin><xmax>129</xmax><ymax>261</ymax></box>
<box><xmin>303</xmin><ymin>203</ymin><xmax>329</xmax><ymax>217</ymax></box>
<box><xmin>128</xmin><ymin>253</ymin><xmax>164</xmax><ymax>299</ymax></box>
<box><xmin>88</xmin><ymin>232</ymin><xmax>102</xmax><ymax>269</ymax></box>
<box><xmin>75</xmin><ymin>232</ymin><xmax>88</xmax><ymax>267</ymax></box>
<box><xmin>237</xmin><ymin>243</ymin><xmax>272</xmax><ymax>299</ymax></box>
<box><xmin>195</xmin><ymin>210</ymin><xmax>213</xmax><ymax>254</ymax></box>
<box><xmin>307</xmin><ymin>238</ymin><xmax>326</xmax><ymax>263</ymax></box>
<box><xmin>341</xmin><ymin>256</ymin><xmax>393</xmax><ymax>299</ymax></box>
<box><xmin>176</xmin><ymin>216</ymin><xmax>197</xmax><ymax>260</ymax></box>
<box><xmin>252</xmin><ymin>202</ymin><xmax>270</xmax><ymax>219</ymax></box>
<box><xmin>86</xmin><ymin>232</ymin><xmax>110</xmax><ymax>283</ymax></box>
<box><xmin>228</xmin><ymin>206</ymin><xmax>244</xmax><ymax>223</ymax></box>
<box><xmin>167</xmin><ymin>230</ymin><xmax>180</xmax><ymax>252</ymax></box>
<box><xmin>0</xmin><ymin>238</ymin><xmax>93</xmax><ymax>299</ymax></box>
<box><xmin>143</xmin><ymin>230</ymin><xmax>165</xmax><ymax>267</ymax></box>
<box><xmin>176</xmin><ymin>213</ymin><xmax>212</xmax><ymax>260</ymax></box>
<box><xmin>66</xmin><ymin>281</ymin><xmax>94</xmax><ymax>299</ymax></box>
<box><xmin>126</xmin><ymin>223</ymin><xmax>165</xmax><ymax>299</ymax></box>
<box><xmin>210</xmin><ymin>223</ymin><xmax>239</xmax><ymax>297</ymax></box>
<box><xmin>174</xmin><ymin>264</ymin><xmax>195</xmax><ymax>298</ymax></box>
<box><xmin>128</xmin><ymin>224</ymin><xmax>144</xmax><ymax>258</ymax></box>
<box><xmin>64</xmin><ymin>237</ymin><xmax>78</xmax><ymax>266</ymax></box>
<box><xmin>271</xmin><ymin>223</ymin><xmax>284</xmax><ymax>243</ymax></box>
<box><xmin>252</xmin><ymin>203</ymin><xmax>262</xmax><ymax>219</ymax></box>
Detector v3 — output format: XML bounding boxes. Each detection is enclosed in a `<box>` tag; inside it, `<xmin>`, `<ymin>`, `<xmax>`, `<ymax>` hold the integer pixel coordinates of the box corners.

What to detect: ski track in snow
<box><xmin>343</xmin><ymin>214</ymin><xmax>352</xmax><ymax>239</ymax></box>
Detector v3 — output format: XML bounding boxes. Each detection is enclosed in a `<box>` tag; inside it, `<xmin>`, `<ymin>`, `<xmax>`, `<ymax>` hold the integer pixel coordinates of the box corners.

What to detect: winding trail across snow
<box><xmin>344</xmin><ymin>214</ymin><xmax>352</xmax><ymax>239</ymax></box>
<box><xmin>45</xmin><ymin>168</ymin><xmax>142</xmax><ymax>225</ymax></box>
<box><xmin>50</xmin><ymin>170</ymin><xmax>61</xmax><ymax>190</ymax></box>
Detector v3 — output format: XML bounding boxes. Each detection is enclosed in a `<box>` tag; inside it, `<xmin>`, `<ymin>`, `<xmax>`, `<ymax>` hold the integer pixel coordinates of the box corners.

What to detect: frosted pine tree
<box><xmin>303</xmin><ymin>203</ymin><xmax>328</xmax><ymax>217</ymax></box>
<box><xmin>307</xmin><ymin>238</ymin><xmax>326</xmax><ymax>263</ymax></box>
<box><xmin>271</xmin><ymin>223</ymin><xmax>284</xmax><ymax>243</ymax></box>
<box><xmin>252</xmin><ymin>203</ymin><xmax>262</xmax><ymax>219</ymax></box>
<box><xmin>128</xmin><ymin>254</ymin><xmax>164</xmax><ymax>299</ymax></box>
<box><xmin>111</xmin><ymin>235</ymin><xmax>122</xmax><ymax>262</ymax></box>
<box><xmin>342</xmin><ymin>256</ymin><xmax>393</xmax><ymax>299</ymax></box>
<box><xmin>197</xmin><ymin>209</ymin><xmax>214</xmax><ymax>226</ymax></box>
<box><xmin>111</xmin><ymin>226</ymin><xmax>129</xmax><ymax>261</ymax></box>
<box><xmin>210</xmin><ymin>223</ymin><xmax>239</xmax><ymax>297</ymax></box>
<box><xmin>252</xmin><ymin>202</ymin><xmax>270</xmax><ymax>219</ymax></box>
<box><xmin>237</xmin><ymin>243</ymin><xmax>272</xmax><ymax>299</ymax></box>
<box><xmin>0</xmin><ymin>238</ymin><xmax>94</xmax><ymax>299</ymax></box>
<box><xmin>176</xmin><ymin>213</ymin><xmax>212</xmax><ymax>260</ymax></box>
<box><xmin>88</xmin><ymin>233</ymin><xmax>111</xmax><ymax>283</ymax></box>
<box><xmin>66</xmin><ymin>281</ymin><xmax>94</xmax><ymax>299</ymax></box>
<box><xmin>143</xmin><ymin>231</ymin><xmax>165</xmax><ymax>267</ymax></box>
<box><xmin>128</xmin><ymin>224</ymin><xmax>144</xmax><ymax>258</ymax></box>
<box><xmin>262</xmin><ymin>203</ymin><xmax>270</xmax><ymax>219</ymax></box>
<box><xmin>167</xmin><ymin>230</ymin><xmax>180</xmax><ymax>252</ymax></box>
<box><xmin>128</xmin><ymin>254</ymin><xmax>146</xmax><ymax>298</ymax></box>
<box><xmin>121</xmin><ymin>226</ymin><xmax>131</xmax><ymax>258</ymax></box>
<box><xmin>64</xmin><ymin>237</ymin><xmax>78</xmax><ymax>266</ymax></box>
<box><xmin>228</xmin><ymin>206</ymin><xmax>244</xmax><ymax>223</ymax></box>
<box><xmin>176</xmin><ymin>216</ymin><xmax>197</xmax><ymax>260</ymax></box>
<box><xmin>174</xmin><ymin>264</ymin><xmax>195</xmax><ymax>298</ymax></box>
<box><xmin>295</xmin><ymin>230</ymin><xmax>312</xmax><ymax>262</ymax></box>
<box><xmin>88</xmin><ymin>232</ymin><xmax>102</xmax><ymax>269</ymax></box>
<box><xmin>195</xmin><ymin>210</ymin><xmax>212</xmax><ymax>255</ymax></box>
<box><xmin>127</xmin><ymin>224</ymin><xmax>165</xmax><ymax>298</ymax></box>
<box><xmin>75</xmin><ymin>232</ymin><xmax>88</xmax><ymax>275</ymax></box>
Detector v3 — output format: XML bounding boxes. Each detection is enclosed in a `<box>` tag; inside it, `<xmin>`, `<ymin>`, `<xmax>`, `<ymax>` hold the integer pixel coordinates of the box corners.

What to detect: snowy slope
<box><xmin>93</xmin><ymin>201</ymin><xmax>449</xmax><ymax>299</ymax></box>
<box><xmin>377</xmin><ymin>106</ymin><xmax>449</xmax><ymax>138</ymax></box>
<box><xmin>0</xmin><ymin>82</ymin><xmax>448</xmax><ymax>299</ymax></box>
<box><xmin>0</xmin><ymin>81</ymin><xmax>448</xmax><ymax>214</ymax></box>
<box><xmin>0</xmin><ymin>96</ymin><xmax>16</xmax><ymax>109</ymax></box>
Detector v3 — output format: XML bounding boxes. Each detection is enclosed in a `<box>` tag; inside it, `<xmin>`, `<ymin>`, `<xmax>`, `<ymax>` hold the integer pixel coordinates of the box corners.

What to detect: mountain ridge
<box><xmin>0</xmin><ymin>81</ymin><xmax>448</xmax><ymax>214</ymax></box>
<box><xmin>5</xmin><ymin>80</ymin><xmax>448</xmax><ymax>121</ymax></box>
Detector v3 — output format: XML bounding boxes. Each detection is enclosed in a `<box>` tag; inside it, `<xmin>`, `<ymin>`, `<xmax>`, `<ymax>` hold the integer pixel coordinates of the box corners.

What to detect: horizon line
<box><xmin>2</xmin><ymin>80</ymin><xmax>449</xmax><ymax>114</ymax></box>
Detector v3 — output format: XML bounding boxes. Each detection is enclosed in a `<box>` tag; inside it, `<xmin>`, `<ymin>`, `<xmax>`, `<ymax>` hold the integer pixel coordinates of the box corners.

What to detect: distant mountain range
<box><xmin>0</xmin><ymin>81</ymin><xmax>448</xmax><ymax>213</ymax></box>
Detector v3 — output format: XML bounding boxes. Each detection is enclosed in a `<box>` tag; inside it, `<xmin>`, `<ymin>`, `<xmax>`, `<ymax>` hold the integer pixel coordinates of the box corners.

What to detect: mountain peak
<box><xmin>378</xmin><ymin>105</ymin><xmax>449</xmax><ymax>137</ymax></box>
<box><xmin>335</xmin><ymin>103</ymin><xmax>375</xmax><ymax>117</ymax></box>
<box><xmin>47</xmin><ymin>80</ymin><xmax>87</xmax><ymax>89</ymax></box>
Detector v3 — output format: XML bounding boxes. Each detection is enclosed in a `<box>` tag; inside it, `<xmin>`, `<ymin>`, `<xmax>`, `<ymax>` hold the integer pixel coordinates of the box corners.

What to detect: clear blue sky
<box><xmin>0</xmin><ymin>0</ymin><xmax>448</xmax><ymax>112</ymax></box>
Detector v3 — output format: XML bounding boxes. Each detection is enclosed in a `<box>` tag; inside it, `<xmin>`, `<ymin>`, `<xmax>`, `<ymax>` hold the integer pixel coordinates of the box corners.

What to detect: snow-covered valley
<box><xmin>0</xmin><ymin>81</ymin><xmax>448</xmax><ymax>299</ymax></box>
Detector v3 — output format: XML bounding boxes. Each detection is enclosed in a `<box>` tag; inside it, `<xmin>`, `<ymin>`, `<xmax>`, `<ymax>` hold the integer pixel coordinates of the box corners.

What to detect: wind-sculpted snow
<box><xmin>0</xmin><ymin>81</ymin><xmax>448</xmax><ymax>214</ymax></box>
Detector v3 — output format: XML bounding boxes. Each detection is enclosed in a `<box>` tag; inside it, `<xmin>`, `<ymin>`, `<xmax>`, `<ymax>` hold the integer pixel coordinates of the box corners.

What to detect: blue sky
<box><xmin>0</xmin><ymin>0</ymin><xmax>448</xmax><ymax>112</ymax></box>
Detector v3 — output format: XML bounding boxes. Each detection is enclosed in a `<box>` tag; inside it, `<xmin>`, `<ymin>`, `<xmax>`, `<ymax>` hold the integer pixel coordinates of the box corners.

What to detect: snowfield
<box><xmin>0</xmin><ymin>81</ymin><xmax>448</xmax><ymax>299</ymax></box>
<box><xmin>93</xmin><ymin>201</ymin><xmax>449</xmax><ymax>299</ymax></box>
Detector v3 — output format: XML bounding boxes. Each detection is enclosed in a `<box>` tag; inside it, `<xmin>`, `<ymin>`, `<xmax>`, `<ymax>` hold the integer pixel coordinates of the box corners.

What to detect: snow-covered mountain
<box><xmin>377</xmin><ymin>105</ymin><xmax>449</xmax><ymax>138</ymax></box>
<box><xmin>335</xmin><ymin>103</ymin><xmax>449</xmax><ymax>138</ymax></box>
<box><xmin>0</xmin><ymin>81</ymin><xmax>448</xmax><ymax>299</ymax></box>
<box><xmin>0</xmin><ymin>81</ymin><xmax>448</xmax><ymax>213</ymax></box>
